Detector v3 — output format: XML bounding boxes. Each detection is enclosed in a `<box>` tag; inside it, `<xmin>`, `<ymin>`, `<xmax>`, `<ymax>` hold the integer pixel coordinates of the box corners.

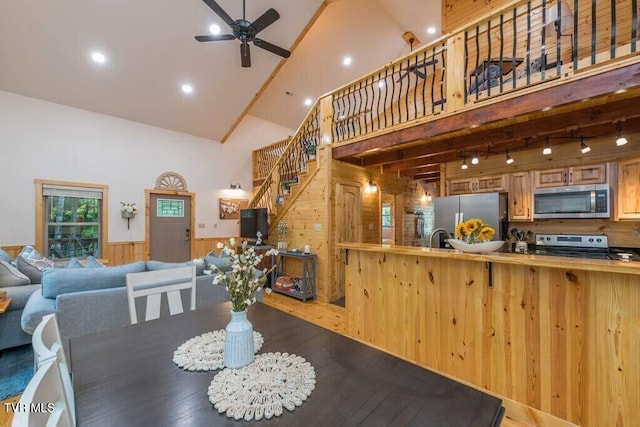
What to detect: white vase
<box><xmin>224</xmin><ymin>309</ymin><xmax>255</xmax><ymax>369</ymax></box>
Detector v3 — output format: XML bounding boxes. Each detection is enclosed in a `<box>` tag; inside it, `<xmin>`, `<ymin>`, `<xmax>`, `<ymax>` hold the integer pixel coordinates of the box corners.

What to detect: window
<box><xmin>36</xmin><ymin>180</ymin><xmax>108</xmax><ymax>260</ymax></box>
<box><xmin>382</xmin><ymin>204</ymin><xmax>392</xmax><ymax>228</ymax></box>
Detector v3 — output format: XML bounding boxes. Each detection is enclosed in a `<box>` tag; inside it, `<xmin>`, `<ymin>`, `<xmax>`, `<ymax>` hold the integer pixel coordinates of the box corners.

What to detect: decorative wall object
<box><xmin>155</xmin><ymin>171</ymin><xmax>187</xmax><ymax>190</ymax></box>
<box><xmin>219</xmin><ymin>198</ymin><xmax>248</xmax><ymax>220</ymax></box>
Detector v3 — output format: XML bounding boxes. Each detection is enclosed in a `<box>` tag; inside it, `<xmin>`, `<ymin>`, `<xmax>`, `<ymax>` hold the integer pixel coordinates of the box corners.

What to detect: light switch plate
<box><xmin>314</xmin><ymin>223</ymin><xmax>322</xmax><ymax>232</ymax></box>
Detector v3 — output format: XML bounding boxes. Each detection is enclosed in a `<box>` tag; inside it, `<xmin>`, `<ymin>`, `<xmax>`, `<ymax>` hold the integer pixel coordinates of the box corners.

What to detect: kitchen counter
<box><xmin>338</xmin><ymin>242</ymin><xmax>640</xmax><ymax>276</ymax></box>
<box><xmin>340</xmin><ymin>241</ymin><xmax>640</xmax><ymax>426</ymax></box>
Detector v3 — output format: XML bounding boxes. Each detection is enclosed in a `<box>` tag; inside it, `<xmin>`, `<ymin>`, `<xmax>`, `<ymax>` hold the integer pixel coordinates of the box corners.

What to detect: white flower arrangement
<box><xmin>210</xmin><ymin>238</ymin><xmax>278</xmax><ymax>312</ymax></box>
<box><xmin>120</xmin><ymin>202</ymin><xmax>138</xmax><ymax>214</ymax></box>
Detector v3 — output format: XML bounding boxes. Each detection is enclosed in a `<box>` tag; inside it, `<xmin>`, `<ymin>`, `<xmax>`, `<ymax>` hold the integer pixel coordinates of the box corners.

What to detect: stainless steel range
<box><xmin>534</xmin><ymin>233</ymin><xmax>610</xmax><ymax>259</ymax></box>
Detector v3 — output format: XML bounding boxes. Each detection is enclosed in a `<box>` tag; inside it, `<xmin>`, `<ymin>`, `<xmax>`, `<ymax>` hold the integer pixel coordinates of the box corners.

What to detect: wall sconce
<box><xmin>420</xmin><ymin>192</ymin><xmax>432</xmax><ymax>203</ymax></box>
<box><xmin>229</xmin><ymin>183</ymin><xmax>242</xmax><ymax>190</ymax></box>
<box><xmin>365</xmin><ymin>180</ymin><xmax>378</xmax><ymax>194</ymax></box>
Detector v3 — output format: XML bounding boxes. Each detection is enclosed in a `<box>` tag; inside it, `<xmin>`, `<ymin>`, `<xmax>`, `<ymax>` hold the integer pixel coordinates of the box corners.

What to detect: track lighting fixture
<box><xmin>461</xmin><ymin>157</ymin><xmax>468</xmax><ymax>170</ymax></box>
<box><xmin>505</xmin><ymin>150</ymin><xmax>514</xmax><ymax>165</ymax></box>
<box><xmin>580</xmin><ymin>136</ymin><xmax>591</xmax><ymax>154</ymax></box>
<box><xmin>616</xmin><ymin>122</ymin><xmax>628</xmax><ymax>146</ymax></box>
<box><xmin>543</xmin><ymin>137</ymin><xmax>552</xmax><ymax>155</ymax></box>
<box><xmin>471</xmin><ymin>152</ymin><xmax>479</xmax><ymax>165</ymax></box>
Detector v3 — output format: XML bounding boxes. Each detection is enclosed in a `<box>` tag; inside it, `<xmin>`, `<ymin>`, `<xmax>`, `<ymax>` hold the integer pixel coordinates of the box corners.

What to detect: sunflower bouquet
<box><xmin>455</xmin><ymin>218</ymin><xmax>495</xmax><ymax>244</ymax></box>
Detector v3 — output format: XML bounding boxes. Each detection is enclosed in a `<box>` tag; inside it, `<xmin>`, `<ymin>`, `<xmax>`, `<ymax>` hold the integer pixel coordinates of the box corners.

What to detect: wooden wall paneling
<box><xmin>106</xmin><ymin>241</ymin><xmax>145</xmax><ymax>265</ymax></box>
<box><xmin>0</xmin><ymin>245</ymin><xmax>27</xmax><ymax>259</ymax></box>
<box><xmin>443</xmin><ymin>0</ymin><xmax>512</xmax><ymax>34</ymax></box>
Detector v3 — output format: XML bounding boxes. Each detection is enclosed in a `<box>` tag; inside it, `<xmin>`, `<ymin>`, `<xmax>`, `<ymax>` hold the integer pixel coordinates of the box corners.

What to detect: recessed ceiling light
<box><xmin>181</xmin><ymin>83</ymin><xmax>194</xmax><ymax>94</ymax></box>
<box><xmin>342</xmin><ymin>56</ymin><xmax>352</xmax><ymax>66</ymax></box>
<box><xmin>91</xmin><ymin>51</ymin><xmax>106</xmax><ymax>64</ymax></box>
<box><xmin>209</xmin><ymin>24</ymin><xmax>221</xmax><ymax>35</ymax></box>
<box><xmin>303</xmin><ymin>98</ymin><xmax>313</xmax><ymax>106</ymax></box>
<box><xmin>427</xmin><ymin>26</ymin><xmax>437</xmax><ymax>35</ymax></box>
<box><xmin>377</xmin><ymin>80</ymin><xmax>385</xmax><ymax>88</ymax></box>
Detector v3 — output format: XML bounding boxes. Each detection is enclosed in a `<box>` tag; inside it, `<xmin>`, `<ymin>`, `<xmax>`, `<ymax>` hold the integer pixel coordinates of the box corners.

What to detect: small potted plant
<box><xmin>120</xmin><ymin>202</ymin><xmax>137</xmax><ymax>218</ymax></box>
<box><xmin>281</xmin><ymin>180</ymin><xmax>290</xmax><ymax>195</ymax></box>
<box><xmin>306</xmin><ymin>144</ymin><xmax>317</xmax><ymax>160</ymax></box>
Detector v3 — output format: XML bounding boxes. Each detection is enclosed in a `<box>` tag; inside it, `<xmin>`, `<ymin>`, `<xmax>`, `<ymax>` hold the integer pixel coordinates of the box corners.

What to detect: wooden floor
<box><xmin>0</xmin><ymin>294</ymin><xmax>529</xmax><ymax>426</ymax></box>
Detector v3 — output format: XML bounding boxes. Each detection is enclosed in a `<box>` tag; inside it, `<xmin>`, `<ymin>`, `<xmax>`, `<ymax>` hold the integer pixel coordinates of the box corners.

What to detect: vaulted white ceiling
<box><xmin>0</xmin><ymin>0</ymin><xmax>441</xmax><ymax>141</ymax></box>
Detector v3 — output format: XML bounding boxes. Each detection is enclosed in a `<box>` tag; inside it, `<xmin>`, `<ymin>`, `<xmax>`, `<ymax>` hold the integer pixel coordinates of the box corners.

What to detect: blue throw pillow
<box><xmin>85</xmin><ymin>256</ymin><xmax>105</xmax><ymax>268</ymax></box>
<box><xmin>0</xmin><ymin>248</ymin><xmax>13</xmax><ymax>264</ymax></box>
<box><xmin>66</xmin><ymin>258</ymin><xmax>85</xmax><ymax>269</ymax></box>
<box><xmin>204</xmin><ymin>255</ymin><xmax>233</xmax><ymax>272</ymax></box>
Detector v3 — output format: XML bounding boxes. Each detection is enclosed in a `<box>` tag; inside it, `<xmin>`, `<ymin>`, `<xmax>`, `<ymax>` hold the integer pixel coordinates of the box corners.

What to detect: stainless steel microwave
<box><xmin>533</xmin><ymin>184</ymin><xmax>610</xmax><ymax>219</ymax></box>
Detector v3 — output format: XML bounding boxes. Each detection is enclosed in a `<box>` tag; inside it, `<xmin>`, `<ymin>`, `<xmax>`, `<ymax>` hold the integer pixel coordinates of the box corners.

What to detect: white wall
<box><xmin>0</xmin><ymin>91</ymin><xmax>293</xmax><ymax>246</ymax></box>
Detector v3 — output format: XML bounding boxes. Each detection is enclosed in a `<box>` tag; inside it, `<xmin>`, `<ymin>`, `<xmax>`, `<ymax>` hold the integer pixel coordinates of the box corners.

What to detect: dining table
<box><xmin>69</xmin><ymin>302</ymin><xmax>504</xmax><ymax>426</ymax></box>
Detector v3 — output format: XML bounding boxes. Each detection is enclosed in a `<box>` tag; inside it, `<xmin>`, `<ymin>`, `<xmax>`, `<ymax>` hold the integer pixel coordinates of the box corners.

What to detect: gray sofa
<box><xmin>0</xmin><ymin>247</ymin><xmax>242</xmax><ymax>355</ymax></box>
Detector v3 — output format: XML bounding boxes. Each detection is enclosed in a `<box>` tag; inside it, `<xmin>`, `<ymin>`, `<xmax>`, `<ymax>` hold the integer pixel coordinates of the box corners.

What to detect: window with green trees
<box><xmin>42</xmin><ymin>184</ymin><xmax>103</xmax><ymax>259</ymax></box>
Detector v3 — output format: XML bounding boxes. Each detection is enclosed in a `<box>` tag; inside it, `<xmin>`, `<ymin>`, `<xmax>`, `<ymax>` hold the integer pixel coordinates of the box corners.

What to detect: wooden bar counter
<box><xmin>339</xmin><ymin>243</ymin><xmax>640</xmax><ymax>427</ymax></box>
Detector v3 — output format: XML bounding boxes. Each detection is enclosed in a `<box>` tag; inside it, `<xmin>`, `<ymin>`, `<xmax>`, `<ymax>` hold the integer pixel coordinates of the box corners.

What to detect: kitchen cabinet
<box><xmin>447</xmin><ymin>174</ymin><xmax>506</xmax><ymax>195</ymax></box>
<box><xmin>534</xmin><ymin>164</ymin><xmax>606</xmax><ymax>188</ymax></box>
<box><xmin>508</xmin><ymin>172</ymin><xmax>533</xmax><ymax>221</ymax></box>
<box><xmin>616</xmin><ymin>157</ymin><xmax>640</xmax><ymax>219</ymax></box>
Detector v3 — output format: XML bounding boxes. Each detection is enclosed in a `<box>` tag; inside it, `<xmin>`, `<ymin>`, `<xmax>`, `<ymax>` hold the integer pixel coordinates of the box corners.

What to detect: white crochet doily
<box><xmin>208</xmin><ymin>352</ymin><xmax>316</xmax><ymax>421</ymax></box>
<box><xmin>173</xmin><ymin>330</ymin><xmax>264</xmax><ymax>371</ymax></box>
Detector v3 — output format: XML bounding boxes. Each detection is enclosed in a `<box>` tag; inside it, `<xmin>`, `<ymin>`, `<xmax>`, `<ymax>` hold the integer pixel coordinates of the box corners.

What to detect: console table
<box><xmin>271</xmin><ymin>252</ymin><xmax>316</xmax><ymax>302</ymax></box>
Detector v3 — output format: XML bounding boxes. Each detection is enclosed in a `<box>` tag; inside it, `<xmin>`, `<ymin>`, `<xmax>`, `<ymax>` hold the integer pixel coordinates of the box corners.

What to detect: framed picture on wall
<box><xmin>219</xmin><ymin>198</ymin><xmax>248</xmax><ymax>220</ymax></box>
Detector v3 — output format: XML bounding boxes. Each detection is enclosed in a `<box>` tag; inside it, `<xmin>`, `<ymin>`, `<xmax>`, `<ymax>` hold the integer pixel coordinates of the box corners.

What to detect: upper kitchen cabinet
<box><xmin>508</xmin><ymin>172</ymin><xmax>532</xmax><ymax>221</ymax></box>
<box><xmin>534</xmin><ymin>164</ymin><xmax>607</xmax><ymax>188</ymax></box>
<box><xmin>447</xmin><ymin>174</ymin><xmax>507</xmax><ymax>195</ymax></box>
<box><xmin>617</xmin><ymin>158</ymin><xmax>640</xmax><ymax>219</ymax></box>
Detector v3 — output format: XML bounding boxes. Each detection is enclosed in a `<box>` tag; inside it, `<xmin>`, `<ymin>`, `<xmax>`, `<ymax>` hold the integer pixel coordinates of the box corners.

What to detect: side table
<box><xmin>271</xmin><ymin>252</ymin><xmax>316</xmax><ymax>302</ymax></box>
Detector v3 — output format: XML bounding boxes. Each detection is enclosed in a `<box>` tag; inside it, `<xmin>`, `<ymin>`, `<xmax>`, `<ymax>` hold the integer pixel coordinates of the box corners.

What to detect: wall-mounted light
<box><xmin>365</xmin><ymin>180</ymin><xmax>378</xmax><ymax>194</ymax></box>
<box><xmin>505</xmin><ymin>150</ymin><xmax>514</xmax><ymax>165</ymax></box>
<box><xmin>471</xmin><ymin>152</ymin><xmax>479</xmax><ymax>165</ymax></box>
<box><xmin>616</xmin><ymin>122</ymin><xmax>628</xmax><ymax>146</ymax></box>
<box><xmin>580</xmin><ymin>136</ymin><xmax>591</xmax><ymax>154</ymax></box>
<box><xmin>543</xmin><ymin>137</ymin><xmax>552</xmax><ymax>155</ymax></box>
<box><xmin>229</xmin><ymin>183</ymin><xmax>242</xmax><ymax>190</ymax></box>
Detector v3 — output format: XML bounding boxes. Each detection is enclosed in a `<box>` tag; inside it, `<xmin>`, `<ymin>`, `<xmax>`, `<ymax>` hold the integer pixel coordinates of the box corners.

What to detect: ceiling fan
<box><xmin>195</xmin><ymin>0</ymin><xmax>291</xmax><ymax>68</ymax></box>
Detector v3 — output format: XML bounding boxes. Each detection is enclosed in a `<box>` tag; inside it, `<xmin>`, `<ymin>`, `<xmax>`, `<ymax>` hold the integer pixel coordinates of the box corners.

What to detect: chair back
<box><xmin>31</xmin><ymin>314</ymin><xmax>75</xmax><ymax>425</ymax></box>
<box><xmin>126</xmin><ymin>265</ymin><xmax>196</xmax><ymax>324</ymax></box>
<box><xmin>11</xmin><ymin>360</ymin><xmax>74</xmax><ymax>427</ymax></box>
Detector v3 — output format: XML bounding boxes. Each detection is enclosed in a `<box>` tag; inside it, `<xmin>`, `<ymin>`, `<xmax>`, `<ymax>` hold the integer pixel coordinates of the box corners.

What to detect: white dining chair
<box><xmin>31</xmin><ymin>313</ymin><xmax>75</xmax><ymax>425</ymax></box>
<box><xmin>11</xmin><ymin>359</ymin><xmax>74</xmax><ymax>427</ymax></box>
<box><xmin>126</xmin><ymin>265</ymin><xmax>196</xmax><ymax>324</ymax></box>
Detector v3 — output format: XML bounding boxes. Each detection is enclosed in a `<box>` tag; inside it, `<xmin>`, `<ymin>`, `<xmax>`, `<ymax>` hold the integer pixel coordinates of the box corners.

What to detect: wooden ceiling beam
<box><xmin>413</xmin><ymin>173</ymin><xmax>441</xmax><ymax>181</ymax></box>
<box><xmin>397</xmin><ymin>165</ymin><xmax>441</xmax><ymax>176</ymax></box>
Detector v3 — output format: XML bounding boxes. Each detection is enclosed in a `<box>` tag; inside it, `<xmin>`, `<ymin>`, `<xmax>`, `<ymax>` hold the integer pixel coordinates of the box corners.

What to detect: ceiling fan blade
<box><xmin>253</xmin><ymin>38</ymin><xmax>290</xmax><ymax>58</ymax></box>
<box><xmin>240</xmin><ymin>42</ymin><xmax>251</xmax><ymax>68</ymax></box>
<box><xmin>194</xmin><ymin>34</ymin><xmax>236</xmax><ymax>42</ymax></box>
<box><xmin>250</xmin><ymin>8</ymin><xmax>280</xmax><ymax>34</ymax></box>
<box><xmin>202</xmin><ymin>0</ymin><xmax>236</xmax><ymax>29</ymax></box>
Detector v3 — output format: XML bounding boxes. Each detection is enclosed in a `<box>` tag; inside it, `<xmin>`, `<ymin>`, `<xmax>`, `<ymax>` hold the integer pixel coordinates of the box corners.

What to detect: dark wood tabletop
<box><xmin>70</xmin><ymin>303</ymin><xmax>504</xmax><ymax>426</ymax></box>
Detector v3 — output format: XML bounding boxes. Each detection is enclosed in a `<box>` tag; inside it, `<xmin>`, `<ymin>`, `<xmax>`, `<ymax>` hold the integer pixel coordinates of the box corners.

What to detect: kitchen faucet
<box><xmin>429</xmin><ymin>228</ymin><xmax>452</xmax><ymax>249</ymax></box>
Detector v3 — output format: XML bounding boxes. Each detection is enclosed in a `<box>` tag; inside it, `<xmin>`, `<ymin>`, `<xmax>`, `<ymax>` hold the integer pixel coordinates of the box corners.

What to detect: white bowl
<box><xmin>446</xmin><ymin>239</ymin><xmax>505</xmax><ymax>253</ymax></box>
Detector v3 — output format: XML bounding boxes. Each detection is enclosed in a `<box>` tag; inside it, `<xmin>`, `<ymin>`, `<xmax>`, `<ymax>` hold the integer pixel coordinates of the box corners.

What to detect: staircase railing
<box><xmin>252</xmin><ymin>138</ymin><xmax>290</xmax><ymax>185</ymax></box>
<box><xmin>249</xmin><ymin>103</ymin><xmax>321</xmax><ymax>215</ymax></box>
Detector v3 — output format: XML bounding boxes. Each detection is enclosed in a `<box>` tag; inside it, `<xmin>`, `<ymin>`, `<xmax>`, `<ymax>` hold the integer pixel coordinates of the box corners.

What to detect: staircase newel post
<box><xmin>319</xmin><ymin>94</ymin><xmax>334</xmax><ymax>146</ymax></box>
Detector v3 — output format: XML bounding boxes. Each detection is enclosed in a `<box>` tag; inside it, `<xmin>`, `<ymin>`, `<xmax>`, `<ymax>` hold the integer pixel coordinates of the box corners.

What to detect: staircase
<box><xmin>249</xmin><ymin>103</ymin><xmax>321</xmax><ymax>237</ymax></box>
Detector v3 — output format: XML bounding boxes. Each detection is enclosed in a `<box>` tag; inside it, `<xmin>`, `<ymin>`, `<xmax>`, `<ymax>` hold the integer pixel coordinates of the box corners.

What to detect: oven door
<box><xmin>533</xmin><ymin>184</ymin><xmax>610</xmax><ymax>219</ymax></box>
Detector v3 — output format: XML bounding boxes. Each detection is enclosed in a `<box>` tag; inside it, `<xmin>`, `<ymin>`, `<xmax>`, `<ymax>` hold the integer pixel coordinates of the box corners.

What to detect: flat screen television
<box><xmin>240</xmin><ymin>208</ymin><xmax>268</xmax><ymax>242</ymax></box>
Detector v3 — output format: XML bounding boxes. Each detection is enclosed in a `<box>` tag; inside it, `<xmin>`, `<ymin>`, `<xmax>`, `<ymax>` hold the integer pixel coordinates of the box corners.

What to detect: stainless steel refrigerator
<box><xmin>433</xmin><ymin>192</ymin><xmax>508</xmax><ymax>248</ymax></box>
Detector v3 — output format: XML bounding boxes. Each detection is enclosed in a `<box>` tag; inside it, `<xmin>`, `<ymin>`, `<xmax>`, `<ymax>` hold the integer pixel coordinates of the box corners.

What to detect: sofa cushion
<box><xmin>146</xmin><ymin>259</ymin><xmax>205</xmax><ymax>276</ymax></box>
<box><xmin>66</xmin><ymin>257</ymin><xmax>85</xmax><ymax>268</ymax></box>
<box><xmin>85</xmin><ymin>256</ymin><xmax>105</xmax><ymax>268</ymax></box>
<box><xmin>20</xmin><ymin>290</ymin><xmax>57</xmax><ymax>334</ymax></box>
<box><xmin>16</xmin><ymin>245</ymin><xmax>35</xmax><ymax>260</ymax></box>
<box><xmin>0</xmin><ymin>259</ymin><xmax>31</xmax><ymax>287</ymax></box>
<box><xmin>5</xmin><ymin>284</ymin><xmax>41</xmax><ymax>311</ymax></box>
<box><xmin>0</xmin><ymin>248</ymin><xmax>13</xmax><ymax>264</ymax></box>
<box><xmin>41</xmin><ymin>261</ymin><xmax>146</xmax><ymax>299</ymax></box>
